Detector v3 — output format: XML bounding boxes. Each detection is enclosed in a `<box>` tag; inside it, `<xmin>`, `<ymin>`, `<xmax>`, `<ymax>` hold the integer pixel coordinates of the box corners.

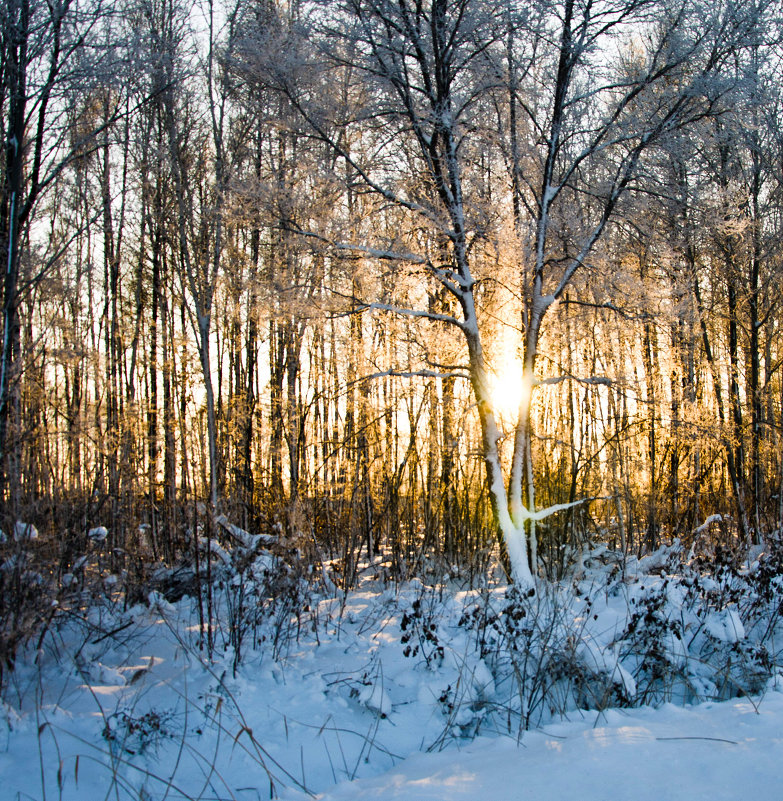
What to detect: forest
<box><xmin>3</xmin><ymin>0</ymin><xmax>783</xmax><ymax>584</ymax></box>
<box><xmin>5</xmin><ymin>0</ymin><xmax>783</xmax><ymax>798</ymax></box>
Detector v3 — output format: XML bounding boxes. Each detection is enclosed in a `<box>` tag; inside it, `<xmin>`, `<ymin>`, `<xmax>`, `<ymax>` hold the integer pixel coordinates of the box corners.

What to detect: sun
<box><xmin>490</xmin><ymin>359</ymin><xmax>525</xmax><ymax>422</ymax></box>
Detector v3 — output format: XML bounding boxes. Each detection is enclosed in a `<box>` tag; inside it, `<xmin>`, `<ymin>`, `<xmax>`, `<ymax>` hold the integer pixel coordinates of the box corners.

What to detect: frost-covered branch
<box><xmin>537</xmin><ymin>375</ymin><xmax>613</xmax><ymax>387</ymax></box>
<box><xmin>281</xmin><ymin>224</ymin><xmax>431</xmax><ymax>265</ymax></box>
<box><xmin>364</xmin><ymin>302</ymin><xmax>465</xmax><ymax>329</ymax></box>
<box><xmin>360</xmin><ymin>368</ymin><xmax>470</xmax><ymax>382</ymax></box>
<box><xmin>516</xmin><ymin>497</ymin><xmax>593</xmax><ymax>523</ymax></box>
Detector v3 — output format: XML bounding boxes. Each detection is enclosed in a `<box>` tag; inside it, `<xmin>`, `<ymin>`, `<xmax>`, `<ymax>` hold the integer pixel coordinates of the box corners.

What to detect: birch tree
<box><xmin>271</xmin><ymin>0</ymin><xmax>773</xmax><ymax>584</ymax></box>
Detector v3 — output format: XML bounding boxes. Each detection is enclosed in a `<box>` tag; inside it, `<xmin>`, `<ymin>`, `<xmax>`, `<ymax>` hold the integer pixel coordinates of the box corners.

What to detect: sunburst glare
<box><xmin>490</xmin><ymin>358</ymin><xmax>525</xmax><ymax>422</ymax></box>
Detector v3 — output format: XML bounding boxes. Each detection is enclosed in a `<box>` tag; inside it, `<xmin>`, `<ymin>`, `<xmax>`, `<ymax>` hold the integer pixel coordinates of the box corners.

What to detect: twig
<box><xmin>91</xmin><ymin>621</ymin><xmax>133</xmax><ymax>645</ymax></box>
<box><xmin>655</xmin><ymin>736</ymin><xmax>738</xmax><ymax>745</ymax></box>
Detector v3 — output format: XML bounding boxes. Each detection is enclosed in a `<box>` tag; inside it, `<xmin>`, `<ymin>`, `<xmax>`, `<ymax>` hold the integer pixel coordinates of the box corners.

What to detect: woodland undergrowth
<box><xmin>2</xmin><ymin>517</ymin><xmax>783</xmax><ymax>798</ymax></box>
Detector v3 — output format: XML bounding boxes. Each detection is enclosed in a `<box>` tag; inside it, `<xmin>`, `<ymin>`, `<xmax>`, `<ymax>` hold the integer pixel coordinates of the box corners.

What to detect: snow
<box><xmin>358</xmin><ymin>680</ymin><xmax>392</xmax><ymax>717</ymax></box>
<box><xmin>14</xmin><ymin>520</ymin><xmax>38</xmax><ymax>541</ymax></box>
<box><xmin>2</xmin><ymin>546</ymin><xmax>783</xmax><ymax>801</ymax></box>
<box><xmin>635</xmin><ymin>538</ymin><xmax>682</xmax><ymax>574</ymax></box>
<box><xmin>298</xmin><ymin>697</ymin><xmax>783</xmax><ymax>801</ymax></box>
<box><xmin>694</xmin><ymin>514</ymin><xmax>723</xmax><ymax>535</ymax></box>
<box><xmin>705</xmin><ymin>607</ymin><xmax>745</xmax><ymax>643</ymax></box>
<box><xmin>88</xmin><ymin>525</ymin><xmax>109</xmax><ymax>542</ymax></box>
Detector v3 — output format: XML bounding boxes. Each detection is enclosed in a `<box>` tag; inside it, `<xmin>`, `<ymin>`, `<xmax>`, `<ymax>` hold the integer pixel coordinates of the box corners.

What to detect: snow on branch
<box><xmin>693</xmin><ymin>514</ymin><xmax>723</xmax><ymax>535</ymax></box>
<box><xmin>360</xmin><ymin>368</ymin><xmax>470</xmax><ymax>382</ymax></box>
<box><xmin>364</xmin><ymin>302</ymin><xmax>465</xmax><ymax>329</ymax></box>
<box><xmin>281</xmin><ymin>226</ymin><xmax>465</xmax><ymax>298</ymax></box>
<box><xmin>282</xmin><ymin>224</ymin><xmax>431</xmax><ymax>265</ymax></box>
<box><xmin>215</xmin><ymin>514</ymin><xmax>278</xmax><ymax>550</ymax></box>
<box><xmin>518</xmin><ymin>498</ymin><xmax>593</xmax><ymax>523</ymax></box>
<box><xmin>536</xmin><ymin>375</ymin><xmax>612</xmax><ymax>388</ymax></box>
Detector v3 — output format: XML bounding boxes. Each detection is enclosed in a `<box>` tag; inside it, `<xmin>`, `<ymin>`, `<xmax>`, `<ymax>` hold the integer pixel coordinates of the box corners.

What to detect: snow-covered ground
<box><xmin>306</xmin><ymin>696</ymin><xmax>783</xmax><ymax>801</ymax></box>
<box><xmin>2</xmin><ymin>546</ymin><xmax>783</xmax><ymax>800</ymax></box>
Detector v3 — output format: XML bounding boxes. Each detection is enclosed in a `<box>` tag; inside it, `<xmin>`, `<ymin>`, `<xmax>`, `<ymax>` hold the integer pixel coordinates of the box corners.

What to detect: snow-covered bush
<box><xmin>448</xmin><ymin>541</ymin><xmax>783</xmax><ymax>732</ymax></box>
<box><xmin>616</xmin><ymin>580</ymin><xmax>690</xmax><ymax>704</ymax></box>
<box><xmin>457</xmin><ymin>585</ymin><xmax>633</xmax><ymax>729</ymax></box>
<box><xmin>213</xmin><ymin>517</ymin><xmax>319</xmax><ymax>668</ymax></box>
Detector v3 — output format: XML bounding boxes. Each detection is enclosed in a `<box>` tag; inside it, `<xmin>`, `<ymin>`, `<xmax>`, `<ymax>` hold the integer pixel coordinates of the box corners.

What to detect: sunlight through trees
<box><xmin>2</xmin><ymin>0</ymin><xmax>783</xmax><ymax>587</ymax></box>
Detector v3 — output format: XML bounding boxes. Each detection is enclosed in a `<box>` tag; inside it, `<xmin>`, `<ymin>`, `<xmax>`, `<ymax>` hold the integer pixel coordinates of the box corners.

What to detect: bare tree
<box><xmin>247</xmin><ymin>0</ymin><xmax>765</xmax><ymax>584</ymax></box>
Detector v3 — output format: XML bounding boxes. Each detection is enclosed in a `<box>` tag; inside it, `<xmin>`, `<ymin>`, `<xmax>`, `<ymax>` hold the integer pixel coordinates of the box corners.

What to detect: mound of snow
<box><xmin>88</xmin><ymin>526</ymin><xmax>108</xmax><ymax>542</ymax></box>
<box><xmin>705</xmin><ymin>608</ymin><xmax>745</xmax><ymax>643</ymax></box>
<box><xmin>358</xmin><ymin>681</ymin><xmax>392</xmax><ymax>718</ymax></box>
